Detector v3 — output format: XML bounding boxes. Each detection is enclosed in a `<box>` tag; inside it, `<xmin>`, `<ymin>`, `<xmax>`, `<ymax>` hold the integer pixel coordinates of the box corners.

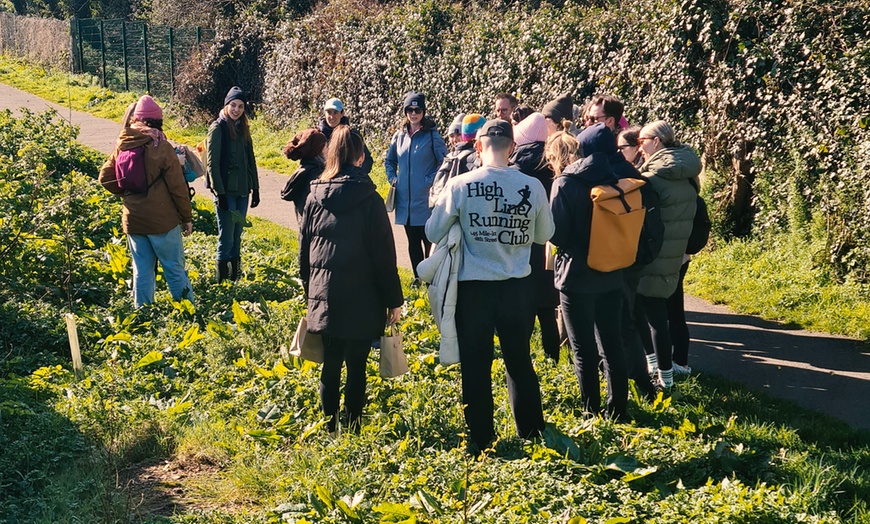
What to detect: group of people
<box><xmin>99</xmin><ymin>87</ymin><xmax>702</xmax><ymax>450</ymax></box>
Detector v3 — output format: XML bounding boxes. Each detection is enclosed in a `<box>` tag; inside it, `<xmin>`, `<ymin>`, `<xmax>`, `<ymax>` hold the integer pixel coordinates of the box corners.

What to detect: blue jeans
<box><xmin>128</xmin><ymin>225</ymin><xmax>194</xmax><ymax>307</ymax></box>
<box><xmin>215</xmin><ymin>195</ymin><xmax>249</xmax><ymax>261</ymax></box>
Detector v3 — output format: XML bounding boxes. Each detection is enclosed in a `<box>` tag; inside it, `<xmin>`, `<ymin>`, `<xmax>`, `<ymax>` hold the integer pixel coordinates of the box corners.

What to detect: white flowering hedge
<box><xmin>185</xmin><ymin>0</ymin><xmax>870</xmax><ymax>282</ymax></box>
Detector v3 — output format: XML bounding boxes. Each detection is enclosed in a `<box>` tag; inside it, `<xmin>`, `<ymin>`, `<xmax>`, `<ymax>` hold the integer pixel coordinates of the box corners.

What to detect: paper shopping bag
<box><xmin>379</xmin><ymin>324</ymin><xmax>409</xmax><ymax>378</ymax></box>
<box><xmin>290</xmin><ymin>317</ymin><xmax>324</xmax><ymax>363</ymax></box>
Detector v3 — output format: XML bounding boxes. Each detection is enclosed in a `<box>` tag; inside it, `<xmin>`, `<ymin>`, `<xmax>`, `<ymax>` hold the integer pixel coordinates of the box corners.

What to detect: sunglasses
<box><xmin>405</xmin><ymin>107</ymin><xmax>423</xmax><ymax>114</ymax></box>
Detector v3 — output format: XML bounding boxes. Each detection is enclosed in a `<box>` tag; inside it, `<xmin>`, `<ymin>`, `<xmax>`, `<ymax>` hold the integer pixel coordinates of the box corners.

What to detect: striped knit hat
<box><xmin>461</xmin><ymin>114</ymin><xmax>486</xmax><ymax>142</ymax></box>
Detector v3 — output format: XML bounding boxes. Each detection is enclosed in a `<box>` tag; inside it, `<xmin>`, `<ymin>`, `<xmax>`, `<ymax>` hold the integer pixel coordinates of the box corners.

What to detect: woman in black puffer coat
<box><xmin>299</xmin><ymin>125</ymin><xmax>404</xmax><ymax>435</ymax></box>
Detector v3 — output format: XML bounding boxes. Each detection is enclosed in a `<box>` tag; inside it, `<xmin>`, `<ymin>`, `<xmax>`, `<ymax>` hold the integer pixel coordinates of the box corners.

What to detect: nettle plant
<box><xmin>256</xmin><ymin>0</ymin><xmax>870</xmax><ymax>283</ymax></box>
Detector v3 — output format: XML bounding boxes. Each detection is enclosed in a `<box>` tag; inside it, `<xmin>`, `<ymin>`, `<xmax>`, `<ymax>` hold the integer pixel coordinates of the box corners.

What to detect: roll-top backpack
<box><xmin>587</xmin><ymin>178</ymin><xmax>647</xmax><ymax>272</ymax></box>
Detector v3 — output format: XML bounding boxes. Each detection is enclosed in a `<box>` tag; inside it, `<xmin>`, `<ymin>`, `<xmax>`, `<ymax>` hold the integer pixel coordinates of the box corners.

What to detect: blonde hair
<box><xmin>322</xmin><ymin>125</ymin><xmax>364</xmax><ymax>180</ymax></box>
<box><xmin>545</xmin><ymin>131</ymin><xmax>579</xmax><ymax>177</ymax></box>
<box><xmin>640</xmin><ymin>120</ymin><xmax>679</xmax><ymax>148</ymax></box>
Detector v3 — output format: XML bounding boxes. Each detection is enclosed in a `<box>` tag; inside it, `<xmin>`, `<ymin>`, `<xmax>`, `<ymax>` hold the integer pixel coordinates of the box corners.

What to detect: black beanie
<box><xmin>224</xmin><ymin>86</ymin><xmax>247</xmax><ymax>106</ymax></box>
<box><xmin>541</xmin><ymin>92</ymin><xmax>574</xmax><ymax>123</ymax></box>
<box><xmin>403</xmin><ymin>91</ymin><xmax>426</xmax><ymax>112</ymax></box>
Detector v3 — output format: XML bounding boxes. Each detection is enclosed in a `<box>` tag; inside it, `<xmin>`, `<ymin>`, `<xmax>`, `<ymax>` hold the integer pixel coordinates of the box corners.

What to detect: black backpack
<box><xmin>686</xmin><ymin>194</ymin><xmax>711</xmax><ymax>255</ymax></box>
<box><xmin>631</xmin><ymin>180</ymin><xmax>665</xmax><ymax>268</ymax></box>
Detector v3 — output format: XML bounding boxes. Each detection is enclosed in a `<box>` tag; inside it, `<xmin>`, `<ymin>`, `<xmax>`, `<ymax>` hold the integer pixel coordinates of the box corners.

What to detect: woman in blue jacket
<box><xmin>385</xmin><ymin>92</ymin><xmax>448</xmax><ymax>283</ymax></box>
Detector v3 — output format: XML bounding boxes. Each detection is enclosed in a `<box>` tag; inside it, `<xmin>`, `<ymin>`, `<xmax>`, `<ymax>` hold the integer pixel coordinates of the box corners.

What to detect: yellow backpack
<box><xmin>587</xmin><ymin>178</ymin><xmax>647</xmax><ymax>272</ymax></box>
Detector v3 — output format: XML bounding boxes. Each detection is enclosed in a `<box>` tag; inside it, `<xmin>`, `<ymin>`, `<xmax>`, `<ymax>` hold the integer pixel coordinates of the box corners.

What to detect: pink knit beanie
<box><xmin>133</xmin><ymin>95</ymin><xmax>163</xmax><ymax>120</ymax></box>
<box><xmin>512</xmin><ymin>112</ymin><xmax>548</xmax><ymax>147</ymax></box>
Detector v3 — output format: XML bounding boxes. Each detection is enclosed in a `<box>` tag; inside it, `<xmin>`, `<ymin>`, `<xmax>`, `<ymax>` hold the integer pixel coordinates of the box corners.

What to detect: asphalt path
<box><xmin>3</xmin><ymin>82</ymin><xmax>869</xmax><ymax>433</ymax></box>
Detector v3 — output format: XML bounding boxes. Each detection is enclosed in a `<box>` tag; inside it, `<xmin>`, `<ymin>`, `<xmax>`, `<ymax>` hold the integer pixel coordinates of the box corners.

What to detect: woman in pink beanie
<box><xmin>98</xmin><ymin>94</ymin><xmax>195</xmax><ymax>308</ymax></box>
<box><xmin>509</xmin><ymin>111</ymin><xmax>561</xmax><ymax>361</ymax></box>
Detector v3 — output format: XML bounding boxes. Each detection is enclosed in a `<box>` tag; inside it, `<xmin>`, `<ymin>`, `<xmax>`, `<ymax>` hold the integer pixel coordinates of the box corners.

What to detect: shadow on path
<box><xmin>686</xmin><ymin>295</ymin><xmax>870</xmax><ymax>431</ymax></box>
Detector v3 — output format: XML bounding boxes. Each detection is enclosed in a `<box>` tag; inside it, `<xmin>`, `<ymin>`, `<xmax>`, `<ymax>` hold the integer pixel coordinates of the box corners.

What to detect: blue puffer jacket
<box><xmin>385</xmin><ymin>116</ymin><xmax>448</xmax><ymax>226</ymax></box>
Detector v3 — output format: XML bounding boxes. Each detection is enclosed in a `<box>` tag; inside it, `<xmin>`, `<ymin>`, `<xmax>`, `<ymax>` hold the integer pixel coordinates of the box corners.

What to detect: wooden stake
<box><xmin>65</xmin><ymin>313</ymin><xmax>83</xmax><ymax>380</ymax></box>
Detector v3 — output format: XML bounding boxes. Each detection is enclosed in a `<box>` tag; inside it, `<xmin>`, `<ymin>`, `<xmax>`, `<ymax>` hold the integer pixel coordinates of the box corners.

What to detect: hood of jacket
<box><xmin>577</xmin><ymin>122</ymin><xmax>616</xmax><ymax>158</ymax></box>
<box><xmin>561</xmin><ymin>151</ymin><xmax>616</xmax><ymax>187</ymax></box>
<box><xmin>510</xmin><ymin>141</ymin><xmax>548</xmax><ymax>174</ymax></box>
<box><xmin>309</xmin><ymin>165</ymin><xmax>375</xmax><ymax>213</ymax></box>
<box><xmin>642</xmin><ymin>144</ymin><xmax>702</xmax><ymax>181</ymax></box>
<box><xmin>116</xmin><ymin>127</ymin><xmax>154</xmax><ymax>151</ymax></box>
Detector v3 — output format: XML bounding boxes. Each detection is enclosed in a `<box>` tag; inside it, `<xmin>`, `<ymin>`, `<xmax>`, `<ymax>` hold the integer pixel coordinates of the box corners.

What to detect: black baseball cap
<box><xmin>478</xmin><ymin>118</ymin><xmax>513</xmax><ymax>140</ymax></box>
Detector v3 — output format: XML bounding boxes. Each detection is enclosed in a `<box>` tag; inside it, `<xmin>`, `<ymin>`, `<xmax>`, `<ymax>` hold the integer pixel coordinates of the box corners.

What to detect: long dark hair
<box><xmin>221</xmin><ymin>106</ymin><xmax>251</xmax><ymax>142</ymax></box>
<box><xmin>322</xmin><ymin>125</ymin><xmax>364</xmax><ymax>180</ymax></box>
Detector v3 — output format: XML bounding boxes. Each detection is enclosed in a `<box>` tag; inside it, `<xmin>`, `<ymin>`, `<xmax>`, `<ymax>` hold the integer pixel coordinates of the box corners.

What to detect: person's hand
<box><xmin>182</xmin><ymin>222</ymin><xmax>193</xmax><ymax>236</ymax></box>
<box><xmin>250</xmin><ymin>189</ymin><xmax>260</xmax><ymax>208</ymax></box>
<box><xmin>217</xmin><ymin>194</ymin><xmax>228</xmax><ymax>211</ymax></box>
<box><xmin>386</xmin><ymin>307</ymin><xmax>401</xmax><ymax>326</ymax></box>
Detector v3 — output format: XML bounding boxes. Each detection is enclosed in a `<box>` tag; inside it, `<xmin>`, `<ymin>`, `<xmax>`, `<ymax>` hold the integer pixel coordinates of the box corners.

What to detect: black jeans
<box><xmin>666</xmin><ymin>261</ymin><xmax>691</xmax><ymax>366</ymax></box>
<box><xmin>561</xmin><ymin>287</ymin><xmax>628</xmax><ymax>419</ymax></box>
<box><xmin>636</xmin><ymin>294</ymin><xmax>672</xmax><ymax>372</ymax></box>
<box><xmin>622</xmin><ymin>273</ymin><xmax>657</xmax><ymax>399</ymax></box>
<box><xmin>404</xmin><ymin>225</ymin><xmax>431</xmax><ymax>279</ymax></box>
<box><xmin>455</xmin><ymin>277</ymin><xmax>545</xmax><ymax>449</ymax></box>
<box><xmin>320</xmin><ymin>335</ymin><xmax>371</xmax><ymax>433</ymax></box>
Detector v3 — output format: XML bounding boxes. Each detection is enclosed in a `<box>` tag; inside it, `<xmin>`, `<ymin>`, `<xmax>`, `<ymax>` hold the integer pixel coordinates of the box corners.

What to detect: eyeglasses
<box><xmin>585</xmin><ymin>115</ymin><xmax>607</xmax><ymax>124</ymax></box>
<box><xmin>405</xmin><ymin>107</ymin><xmax>423</xmax><ymax>114</ymax></box>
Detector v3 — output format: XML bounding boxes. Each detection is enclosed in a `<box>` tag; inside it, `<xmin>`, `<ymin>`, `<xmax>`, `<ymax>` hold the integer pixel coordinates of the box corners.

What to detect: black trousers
<box><xmin>666</xmin><ymin>261</ymin><xmax>691</xmax><ymax>366</ymax></box>
<box><xmin>622</xmin><ymin>273</ymin><xmax>657</xmax><ymax>399</ymax></box>
<box><xmin>536</xmin><ymin>307</ymin><xmax>561</xmax><ymax>360</ymax></box>
<box><xmin>456</xmin><ymin>277</ymin><xmax>545</xmax><ymax>449</ymax></box>
<box><xmin>561</xmin><ymin>287</ymin><xmax>628</xmax><ymax>419</ymax></box>
<box><xmin>636</xmin><ymin>294</ymin><xmax>673</xmax><ymax>372</ymax></box>
<box><xmin>320</xmin><ymin>335</ymin><xmax>371</xmax><ymax>433</ymax></box>
<box><xmin>404</xmin><ymin>225</ymin><xmax>431</xmax><ymax>278</ymax></box>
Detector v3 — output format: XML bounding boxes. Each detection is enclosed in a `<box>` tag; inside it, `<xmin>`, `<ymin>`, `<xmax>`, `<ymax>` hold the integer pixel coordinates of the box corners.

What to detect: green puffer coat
<box><xmin>637</xmin><ymin>145</ymin><xmax>701</xmax><ymax>298</ymax></box>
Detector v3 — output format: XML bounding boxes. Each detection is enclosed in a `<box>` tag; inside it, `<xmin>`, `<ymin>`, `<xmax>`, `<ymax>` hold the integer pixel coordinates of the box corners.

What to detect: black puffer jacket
<box><xmin>510</xmin><ymin>140</ymin><xmax>559</xmax><ymax>308</ymax></box>
<box><xmin>299</xmin><ymin>164</ymin><xmax>404</xmax><ymax>339</ymax></box>
<box><xmin>549</xmin><ymin>152</ymin><xmax>624</xmax><ymax>294</ymax></box>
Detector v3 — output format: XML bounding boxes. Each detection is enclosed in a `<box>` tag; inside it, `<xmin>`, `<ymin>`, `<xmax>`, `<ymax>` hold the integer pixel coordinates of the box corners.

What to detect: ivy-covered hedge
<box><xmin>179</xmin><ymin>0</ymin><xmax>870</xmax><ymax>283</ymax></box>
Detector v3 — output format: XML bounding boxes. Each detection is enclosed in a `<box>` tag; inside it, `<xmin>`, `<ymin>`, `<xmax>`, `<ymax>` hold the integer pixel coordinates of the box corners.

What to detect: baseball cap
<box><xmin>323</xmin><ymin>98</ymin><xmax>344</xmax><ymax>112</ymax></box>
<box><xmin>478</xmin><ymin>119</ymin><xmax>513</xmax><ymax>140</ymax></box>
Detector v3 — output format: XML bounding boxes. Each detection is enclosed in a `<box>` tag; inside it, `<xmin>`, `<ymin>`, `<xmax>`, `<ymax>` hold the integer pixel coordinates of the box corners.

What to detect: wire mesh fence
<box><xmin>70</xmin><ymin>18</ymin><xmax>214</xmax><ymax>99</ymax></box>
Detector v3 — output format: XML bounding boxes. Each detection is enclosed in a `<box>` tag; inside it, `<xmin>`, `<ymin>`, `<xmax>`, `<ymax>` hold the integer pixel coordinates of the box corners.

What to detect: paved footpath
<box><xmin>3</xmin><ymin>82</ymin><xmax>869</xmax><ymax>433</ymax></box>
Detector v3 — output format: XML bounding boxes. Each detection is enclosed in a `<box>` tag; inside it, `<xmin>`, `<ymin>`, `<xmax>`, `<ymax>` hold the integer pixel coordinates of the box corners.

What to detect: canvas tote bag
<box><xmin>379</xmin><ymin>324</ymin><xmax>409</xmax><ymax>378</ymax></box>
<box><xmin>290</xmin><ymin>317</ymin><xmax>324</xmax><ymax>363</ymax></box>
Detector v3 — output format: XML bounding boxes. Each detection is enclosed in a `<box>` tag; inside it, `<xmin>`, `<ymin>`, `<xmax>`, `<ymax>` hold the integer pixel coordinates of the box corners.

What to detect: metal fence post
<box><xmin>168</xmin><ymin>27</ymin><xmax>174</xmax><ymax>97</ymax></box>
<box><xmin>76</xmin><ymin>18</ymin><xmax>84</xmax><ymax>74</ymax></box>
<box><xmin>99</xmin><ymin>19</ymin><xmax>106</xmax><ymax>88</ymax></box>
<box><xmin>121</xmin><ymin>21</ymin><xmax>129</xmax><ymax>91</ymax></box>
<box><xmin>142</xmin><ymin>23</ymin><xmax>150</xmax><ymax>94</ymax></box>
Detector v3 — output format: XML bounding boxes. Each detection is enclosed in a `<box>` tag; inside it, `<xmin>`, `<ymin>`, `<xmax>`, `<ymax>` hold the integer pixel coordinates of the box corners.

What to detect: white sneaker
<box><xmin>672</xmin><ymin>363</ymin><xmax>692</xmax><ymax>375</ymax></box>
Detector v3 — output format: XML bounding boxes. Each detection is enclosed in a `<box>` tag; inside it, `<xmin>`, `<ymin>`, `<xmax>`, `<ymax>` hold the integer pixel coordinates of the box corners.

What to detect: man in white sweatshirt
<box><xmin>426</xmin><ymin>119</ymin><xmax>555</xmax><ymax>453</ymax></box>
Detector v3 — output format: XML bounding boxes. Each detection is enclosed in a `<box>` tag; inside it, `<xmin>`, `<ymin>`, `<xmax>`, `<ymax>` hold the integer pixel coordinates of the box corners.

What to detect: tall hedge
<box><xmin>186</xmin><ymin>0</ymin><xmax>870</xmax><ymax>283</ymax></box>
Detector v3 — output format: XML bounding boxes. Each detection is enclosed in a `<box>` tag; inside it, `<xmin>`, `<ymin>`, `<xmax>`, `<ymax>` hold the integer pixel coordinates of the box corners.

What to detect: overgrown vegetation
<box><xmin>3</xmin><ymin>109</ymin><xmax>870</xmax><ymax>523</ymax></box>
